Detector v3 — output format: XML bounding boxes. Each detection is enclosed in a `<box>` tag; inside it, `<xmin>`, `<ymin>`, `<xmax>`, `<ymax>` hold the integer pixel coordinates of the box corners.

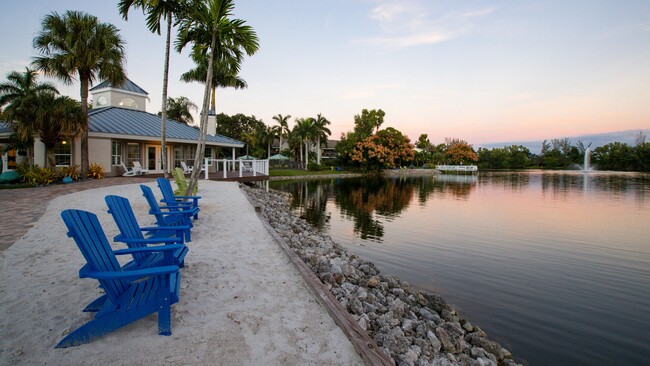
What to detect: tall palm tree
<box><xmin>161</xmin><ymin>96</ymin><xmax>198</xmax><ymax>125</ymax></box>
<box><xmin>180</xmin><ymin>50</ymin><xmax>247</xmax><ymax>112</ymax></box>
<box><xmin>176</xmin><ymin>0</ymin><xmax>259</xmax><ymax>194</ymax></box>
<box><xmin>313</xmin><ymin>113</ymin><xmax>331</xmax><ymax>165</ymax></box>
<box><xmin>33</xmin><ymin>11</ymin><xmax>126</xmax><ymax>177</ymax></box>
<box><xmin>119</xmin><ymin>0</ymin><xmax>188</xmax><ymax>177</ymax></box>
<box><xmin>294</xmin><ymin>117</ymin><xmax>316</xmax><ymax>169</ymax></box>
<box><xmin>0</xmin><ymin>68</ymin><xmax>59</xmax><ymax>148</ymax></box>
<box><xmin>272</xmin><ymin>113</ymin><xmax>291</xmax><ymax>154</ymax></box>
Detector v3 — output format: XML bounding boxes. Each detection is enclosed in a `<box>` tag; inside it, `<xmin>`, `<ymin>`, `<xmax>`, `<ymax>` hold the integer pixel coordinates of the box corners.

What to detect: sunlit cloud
<box><xmin>356</xmin><ymin>1</ymin><xmax>496</xmax><ymax>50</ymax></box>
<box><xmin>460</xmin><ymin>7</ymin><xmax>496</xmax><ymax>19</ymax></box>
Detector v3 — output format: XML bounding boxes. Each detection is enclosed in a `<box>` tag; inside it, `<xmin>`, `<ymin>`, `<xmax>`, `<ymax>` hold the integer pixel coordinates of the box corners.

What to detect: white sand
<box><xmin>0</xmin><ymin>181</ymin><xmax>362</xmax><ymax>365</ymax></box>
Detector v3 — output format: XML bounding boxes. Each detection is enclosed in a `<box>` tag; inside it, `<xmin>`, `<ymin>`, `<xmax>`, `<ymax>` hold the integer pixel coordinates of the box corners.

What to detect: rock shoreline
<box><xmin>241</xmin><ymin>184</ymin><xmax>521</xmax><ymax>366</ymax></box>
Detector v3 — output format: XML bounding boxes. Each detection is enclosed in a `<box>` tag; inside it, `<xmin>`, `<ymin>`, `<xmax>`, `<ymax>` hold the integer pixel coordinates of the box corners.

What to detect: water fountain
<box><xmin>583</xmin><ymin>147</ymin><xmax>591</xmax><ymax>172</ymax></box>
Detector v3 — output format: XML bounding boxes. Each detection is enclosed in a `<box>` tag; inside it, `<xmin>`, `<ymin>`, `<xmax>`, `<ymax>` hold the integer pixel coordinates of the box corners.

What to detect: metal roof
<box><xmin>90</xmin><ymin>77</ymin><xmax>148</xmax><ymax>95</ymax></box>
<box><xmin>88</xmin><ymin>107</ymin><xmax>244</xmax><ymax>147</ymax></box>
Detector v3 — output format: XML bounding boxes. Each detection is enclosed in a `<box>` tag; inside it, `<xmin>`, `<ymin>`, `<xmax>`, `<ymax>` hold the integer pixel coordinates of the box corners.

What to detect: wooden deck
<box><xmin>131</xmin><ymin>171</ymin><xmax>269</xmax><ymax>182</ymax></box>
<box><xmin>206</xmin><ymin>170</ymin><xmax>269</xmax><ymax>182</ymax></box>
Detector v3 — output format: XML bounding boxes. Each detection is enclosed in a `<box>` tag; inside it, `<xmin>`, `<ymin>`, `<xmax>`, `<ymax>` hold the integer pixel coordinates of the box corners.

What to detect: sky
<box><xmin>1</xmin><ymin>0</ymin><xmax>649</xmax><ymax>147</ymax></box>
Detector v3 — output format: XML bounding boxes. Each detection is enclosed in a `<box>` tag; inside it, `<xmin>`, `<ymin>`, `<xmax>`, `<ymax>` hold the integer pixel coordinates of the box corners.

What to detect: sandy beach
<box><xmin>0</xmin><ymin>181</ymin><xmax>363</xmax><ymax>365</ymax></box>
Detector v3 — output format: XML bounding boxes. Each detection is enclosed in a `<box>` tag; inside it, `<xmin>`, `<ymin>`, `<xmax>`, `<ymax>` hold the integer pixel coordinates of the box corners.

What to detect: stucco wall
<box><xmin>89</xmin><ymin>138</ymin><xmax>112</xmax><ymax>173</ymax></box>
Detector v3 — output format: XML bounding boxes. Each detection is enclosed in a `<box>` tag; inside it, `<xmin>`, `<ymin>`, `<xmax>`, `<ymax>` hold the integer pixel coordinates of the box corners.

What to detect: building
<box><xmin>1</xmin><ymin>78</ymin><xmax>245</xmax><ymax>176</ymax></box>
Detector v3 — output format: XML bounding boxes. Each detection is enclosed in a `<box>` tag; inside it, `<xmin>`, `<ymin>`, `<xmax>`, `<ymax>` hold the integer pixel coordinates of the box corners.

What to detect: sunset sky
<box><xmin>1</xmin><ymin>0</ymin><xmax>649</xmax><ymax>146</ymax></box>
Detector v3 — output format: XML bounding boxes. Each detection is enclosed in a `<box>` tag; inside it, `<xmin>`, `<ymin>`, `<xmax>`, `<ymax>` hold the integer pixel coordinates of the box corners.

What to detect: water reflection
<box><xmin>272</xmin><ymin>174</ymin><xmax>481</xmax><ymax>241</ymax></box>
<box><xmin>270</xmin><ymin>171</ymin><xmax>650</xmax><ymax>366</ymax></box>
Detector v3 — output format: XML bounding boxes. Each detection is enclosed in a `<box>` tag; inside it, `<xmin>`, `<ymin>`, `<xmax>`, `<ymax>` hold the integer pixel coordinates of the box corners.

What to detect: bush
<box><xmin>59</xmin><ymin>165</ymin><xmax>80</xmax><ymax>180</ymax></box>
<box><xmin>88</xmin><ymin>162</ymin><xmax>104</xmax><ymax>179</ymax></box>
<box><xmin>21</xmin><ymin>165</ymin><xmax>62</xmax><ymax>186</ymax></box>
<box><xmin>307</xmin><ymin>163</ymin><xmax>324</xmax><ymax>171</ymax></box>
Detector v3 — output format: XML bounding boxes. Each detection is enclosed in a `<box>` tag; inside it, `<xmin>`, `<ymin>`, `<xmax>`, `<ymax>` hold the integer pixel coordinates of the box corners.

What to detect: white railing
<box><xmin>204</xmin><ymin>158</ymin><xmax>269</xmax><ymax>179</ymax></box>
<box><xmin>436</xmin><ymin>165</ymin><xmax>478</xmax><ymax>172</ymax></box>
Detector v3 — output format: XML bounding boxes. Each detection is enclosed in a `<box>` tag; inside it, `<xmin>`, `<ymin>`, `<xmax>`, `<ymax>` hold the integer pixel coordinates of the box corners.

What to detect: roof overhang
<box><xmin>89</xmin><ymin>131</ymin><xmax>244</xmax><ymax>148</ymax></box>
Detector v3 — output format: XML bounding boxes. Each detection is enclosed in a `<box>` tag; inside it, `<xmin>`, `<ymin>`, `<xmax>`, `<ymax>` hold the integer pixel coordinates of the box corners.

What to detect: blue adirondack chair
<box><xmin>58</xmin><ymin>209</ymin><xmax>182</xmax><ymax>348</ymax></box>
<box><xmin>140</xmin><ymin>185</ymin><xmax>195</xmax><ymax>241</ymax></box>
<box><xmin>156</xmin><ymin>177</ymin><xmax>201</xmax><ymax>220</ymax></box>
<box><xmin>105</xmin><ymin>195</ymin><xmax>190</xmax><ymax>265</ymax></box>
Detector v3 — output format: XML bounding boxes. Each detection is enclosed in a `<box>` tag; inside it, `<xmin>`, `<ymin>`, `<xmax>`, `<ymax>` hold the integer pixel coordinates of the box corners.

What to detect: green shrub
<box><xmin>21</xmin><ymin>165</ymin><xmax>62</xmax><ymax>186</ymax></box>
<box><xmin>88</xmin><ymin>162</ymin><xmax>104</xmax><ymax>179</ymax></box>
<box><xmin>59</xmin><ymin>165</ymin><xmax>80</xmax><ymax>180</ymax></box>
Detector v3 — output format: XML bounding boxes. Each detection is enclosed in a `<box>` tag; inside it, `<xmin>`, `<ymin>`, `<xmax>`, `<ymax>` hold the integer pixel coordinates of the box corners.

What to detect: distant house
<box><xmin>1</xmin><ymin>78</ymin><xmax>244</xmax><ymax>176</ymax></box>
<box><xmin>271</xmin><ymin>138</ymin><xmax>339</xmax><ymax>161</ymax></box>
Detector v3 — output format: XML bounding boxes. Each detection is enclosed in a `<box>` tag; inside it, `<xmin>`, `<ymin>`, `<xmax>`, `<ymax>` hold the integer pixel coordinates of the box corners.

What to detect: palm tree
<box><xmin>256</xmin><ymin>125</ymin><xmax>275</xmax><ymax>158</ymax></box>
<box><xmin>294</xmin><ymin>117</ymin><xmax>316</xmax><ymax>169</ymax></box>
<box><xmin>272</xmin><ymin>113</ymin><xmax>291</xmax><ymax>154</ymax></box>
<box><xmin>176</xmin><ymin>0</ymin><xmax>259</xmax><ymax>194</ymax></box>
<box><xmin>119</xmin><ymin>0</ymin><xmax>188</xmax><ymax>178</ymax></box>
<box><xmin>0</xmin><ymin>68</ymin><xmax>59</xmax><ymax>148</ymax></box>
<box><xmin>33</xmin><ymin>11</ymin><xmax>126</xmax><ymax>177</ymax></box>
<box><xmin>313</xmin><ymin>113</ymin><xmax>331</xmax><ymax>165</ymax></box>
<box><xmin>161</xmin><ymin>96</ymin><xmax>198</xmax><ymax>125</ymax></box>
<box><xmin>37</xmin><ymin>94</ymin><xmax>86</xmax><ymax>167</ymax></box>
<box><xmin>180</xmin><ymin>50</ymin><xmax>247</xmax><ymax>112</ymax></box>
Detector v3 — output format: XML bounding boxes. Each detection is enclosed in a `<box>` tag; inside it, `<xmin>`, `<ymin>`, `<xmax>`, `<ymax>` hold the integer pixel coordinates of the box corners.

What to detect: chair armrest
<box><xmin>174</xmin><ymin>195</ymin><xmax>201</xmax><ymax>200</ymax></box>
<box><xmin>141</xmin><ymin>225</ymin><xmax>191</xmax><ymax>232</ymax></box>
<box><xmin>117</xmin><ymin>236</ymin><xmax>183</xmax><ymax>245</ymax></box>
<box><xmin>114</xmin><ymin>244</ymin><xmax>185</xmax><ymax>255</ymax></box>
<box><xmin>81</xmin><ymin>265</ymin><xmax>179</xmax><ymax>280</ymax></box>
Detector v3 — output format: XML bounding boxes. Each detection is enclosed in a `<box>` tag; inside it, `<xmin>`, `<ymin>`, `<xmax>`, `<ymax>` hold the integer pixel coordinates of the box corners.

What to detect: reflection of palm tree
<box><xmin>33</xmin><ymin>10</ymin><xmax>126</xmax><ymax>177</ymax></box>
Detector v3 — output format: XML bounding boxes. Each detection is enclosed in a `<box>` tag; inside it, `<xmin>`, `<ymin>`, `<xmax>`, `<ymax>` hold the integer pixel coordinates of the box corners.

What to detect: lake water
<box><xmin>269</xmin><ymin>171</ymin><xmax>650</xmax><ymax>366</ymax></box>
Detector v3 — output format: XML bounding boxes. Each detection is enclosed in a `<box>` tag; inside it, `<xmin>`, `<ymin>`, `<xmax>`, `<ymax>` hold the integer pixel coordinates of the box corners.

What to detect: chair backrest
<box><xmin>132</xmin><ymin>161</ymin><xmax>143</xmax><ymax>174</ymax></box>
<box><xmin>173</xmin><ymin>168</ymin><xmax>191</xmax><ymax>195</ymax></box>
<box><xmin>141</xmin><ymin>184</ymin><xmax>172</xmax><ymax>225</ymax></box>
<box><xmin>105</xmin><ymin>195</ymin><xmax>148</xmax><ymax>262</ymax></box>
<box><xmin>180</xmin><ymin>162</ymin><xmax>191</xmax><ymax>172</ymax></box>
<box><xmin>156</xmin><ymin>178</ymin><xmax>176</xmax><ymax>202</ymax></box>
<box><xmin>61</xmin><ymin>209</ymin><xmax>128</xmax><ymax>303</ymax></box>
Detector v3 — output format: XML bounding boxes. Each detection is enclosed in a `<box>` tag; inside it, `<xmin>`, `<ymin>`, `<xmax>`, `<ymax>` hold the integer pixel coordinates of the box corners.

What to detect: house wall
<box><xmin>33</xmin><ymin>138</ymin><xmax>46</xmax><ymax>167</ymax></box>
<box><xmin>89</xmin><ymin>138</ymin><xmax>112</xmax><ymax>174</ymax></box>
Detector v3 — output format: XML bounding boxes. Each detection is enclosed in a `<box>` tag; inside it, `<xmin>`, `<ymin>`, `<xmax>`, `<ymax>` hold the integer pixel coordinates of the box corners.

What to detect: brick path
<box><xmin>0</xmin><ymin>177</ymin><xmax>155</xmax><ymax>252</ymax></box>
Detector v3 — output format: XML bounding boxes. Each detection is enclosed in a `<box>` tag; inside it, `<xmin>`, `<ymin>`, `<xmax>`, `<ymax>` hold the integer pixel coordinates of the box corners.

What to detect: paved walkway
<box><xmin>0</xmin><ymin>177</ymin><xmax>154</xmax><ymax>252</ymax></box>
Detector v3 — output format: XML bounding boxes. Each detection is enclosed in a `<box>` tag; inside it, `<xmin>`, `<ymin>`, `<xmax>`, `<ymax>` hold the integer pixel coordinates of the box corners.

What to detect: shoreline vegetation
<box><xmin>241</xmin><ymin>183</ymin><xmax>522</xmax><ymax>366</ymax></box>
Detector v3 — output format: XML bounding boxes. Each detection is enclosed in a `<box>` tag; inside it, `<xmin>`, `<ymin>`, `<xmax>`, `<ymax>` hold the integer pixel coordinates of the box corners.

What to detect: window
<box><xmin>118</xmin><ymin>97</ymin><xmax>138</xmax><ymax>109</ymax></box>
<box><xmin>111</xmin><ymin>141</ymin><xmax>122</xmax><ymax>165</ymax></box>
<box><xmin>54</xmin><ymin>141</ymin><xmax>72</xmax><ymax>167</ymax></box>
<box><xmin>204</xmin><ymin>147</ymin><xmax>213</xmax><ymax>166</ymax></box>
<box><xmin>126</xmin><ymin>143</ymin><xmax>140</xmax><ymax>167</ymax></box>
<box><xmin>174</xmin><ymin>145</ymin><xmax>196</xmax><ymax>168</ymax></box>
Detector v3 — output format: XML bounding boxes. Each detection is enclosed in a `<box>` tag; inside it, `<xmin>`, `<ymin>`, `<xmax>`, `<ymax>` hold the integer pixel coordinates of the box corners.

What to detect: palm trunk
<box><xmin>160</xmin><ymin>16</ymin><xmax>172</xmax><ymax>178</ymax></box>
<box><xmin>79</xmin><ymin>75</ymin><xmax>90</xmax><ymax>178</ymax></box>
<box><xmin>187</xmin><ymin>35</ymin><xmax>216</xmax><ymax>195</ymax></box>
<box><xmin>304</xmin><ymin>140</ymin><xmax>309</xmax><ymax>170</ymax></box>
<box><xmin>299</xmin><ymin>142</ymin><xmax>303</xmax><ymax>169</ymax></box>
<box><xmin>211</xmin><ymin>86</ymin><xmax>216</xmax><ymax>112</ymax></box>
<box><xmin>278</xmin><ymin>135</ymin><xmax>282</xmax><ymax>155</ymax></box>
<box><xmin>317</xmin><ymin>136</ymin><xmax>321</xmax><ymax>165</ymax></box>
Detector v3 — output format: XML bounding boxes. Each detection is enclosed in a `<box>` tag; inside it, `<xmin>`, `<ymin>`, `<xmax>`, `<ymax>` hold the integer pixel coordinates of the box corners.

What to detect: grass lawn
<box><xmin>269</xmin><ymin>169</ymin><xmax>352</xmax><ymax>177</ymax></box>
